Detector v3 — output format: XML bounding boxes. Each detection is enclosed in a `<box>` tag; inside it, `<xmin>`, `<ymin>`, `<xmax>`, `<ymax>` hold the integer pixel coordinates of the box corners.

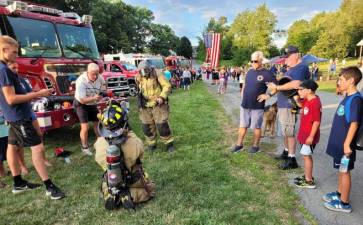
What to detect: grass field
<box><xmin>317</xmin><ymin>80</ymin><xmax>337</xmax><ymax>93</ymax></box>
<box><xmin>0</xmin><ymin>82</ymin><xmax>310</xmax><ymax>225</ymax></box>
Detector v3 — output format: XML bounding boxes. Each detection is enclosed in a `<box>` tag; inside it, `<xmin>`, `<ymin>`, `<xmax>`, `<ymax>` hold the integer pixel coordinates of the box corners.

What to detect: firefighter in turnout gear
<box><xmin>136</xmin><ymin>60</ymin><xmax>174</xmax><ymax>152</ymax></box>
<box><xmin>94</xmin><ymin>100</ymin><xmax>155</xmax><ymax>210</ymax></box>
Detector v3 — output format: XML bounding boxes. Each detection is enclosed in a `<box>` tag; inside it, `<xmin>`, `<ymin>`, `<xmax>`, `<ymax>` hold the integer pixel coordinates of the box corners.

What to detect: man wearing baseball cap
<box><xmin>267</xmin><ymin>45</ymin><xmax>311</xmax><ymax>169</ymax></box>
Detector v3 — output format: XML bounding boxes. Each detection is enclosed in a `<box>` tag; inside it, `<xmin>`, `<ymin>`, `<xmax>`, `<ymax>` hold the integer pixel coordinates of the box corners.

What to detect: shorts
<box><xmin>333</xmin><ymin>156</ymin><xmax>355</xmax><ymax>171</ymax></box>
<box><xmin>239</xmin><ymin>107</ymin><xmax>264</xmax><ymax>129</ymax></box>
<box><xmin>300</xmin><ymin>144</ymin><xmax>316</xmax><ymax>156</ymax></box>
<box><xmin>0</xmin><ymin>136</ymin><xmax>7</xmax><ymax>161</ymax></box>
<box><xmin>8</xmin><ymin>119</ymin><xmax>41</xmax><ymax>148</ymax></box>
<box><xmin>278</xmin><ymin>108</ymin><xmax>297</xmax><ymax>137</ymax></box>
<box><xmin>74</xmin><ymin>100</ymin><xmax>98</xmax><ymax>123</ymax></box>
<box><xmin>184</xmin><ymin>78</ymin><xmax>191</xmax><ymax>86</ymax></box>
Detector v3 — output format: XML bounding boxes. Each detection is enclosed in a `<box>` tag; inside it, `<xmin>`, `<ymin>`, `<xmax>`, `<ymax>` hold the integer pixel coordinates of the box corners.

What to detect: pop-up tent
<box><xmin>301</xmin><ymin>54</ymin><xmax>328</xmax><ymax>64</ymax></box>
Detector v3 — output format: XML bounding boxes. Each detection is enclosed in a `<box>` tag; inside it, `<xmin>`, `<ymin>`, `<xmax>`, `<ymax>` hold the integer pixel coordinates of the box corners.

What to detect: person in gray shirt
<box><xmin>74</xmin><ymin>63</ymin><xmax>105</xmax><ymax>155</ymax></box>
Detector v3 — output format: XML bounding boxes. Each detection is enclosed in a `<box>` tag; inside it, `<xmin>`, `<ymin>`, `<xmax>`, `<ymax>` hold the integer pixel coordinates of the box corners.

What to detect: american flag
<box><xmin>203</xmin><ymin>33</ymin><xmax>221</xmax><ymax>68</ymax></box>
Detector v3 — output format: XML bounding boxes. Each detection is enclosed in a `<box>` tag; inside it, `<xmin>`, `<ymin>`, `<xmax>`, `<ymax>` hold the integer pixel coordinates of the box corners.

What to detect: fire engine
<box><xmin>0</xmin><ymin>1</ymin><xmax>103</xmax><ymax>131</ymax></box>
<box><xmin>164</xmin><ymin>55</ymin><xmax>192</xmax><ymax>70</ymax></box>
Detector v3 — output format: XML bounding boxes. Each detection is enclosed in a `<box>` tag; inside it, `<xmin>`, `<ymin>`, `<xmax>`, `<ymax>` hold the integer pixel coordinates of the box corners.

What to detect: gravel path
<box><xmin>203</xmin><ymin>76</ymin><xmax>363</xmax><ymax>225</ymax></box>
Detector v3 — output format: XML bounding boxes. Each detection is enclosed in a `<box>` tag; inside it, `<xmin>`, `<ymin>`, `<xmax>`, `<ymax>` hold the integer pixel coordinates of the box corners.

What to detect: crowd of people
<box><xmin>163</xmin><ymin>67</ymin><xmax>201</xmax><ymax>91</ymax></box>
<box><xmin>1</xmin><ymin>31</ymin><xmax>363</xmax><ymax>214</ymax></box>
<box><xmin>226</xmin><ymin>46</ymin><xmax>363</xmax><ymax>213</ymax></box>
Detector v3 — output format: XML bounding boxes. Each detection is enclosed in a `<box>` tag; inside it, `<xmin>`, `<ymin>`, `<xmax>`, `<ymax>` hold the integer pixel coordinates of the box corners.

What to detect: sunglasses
<box><xmin>250</xmin><ymin>60</ymin><xmax>259</xmax><ymax>63</ymax></box>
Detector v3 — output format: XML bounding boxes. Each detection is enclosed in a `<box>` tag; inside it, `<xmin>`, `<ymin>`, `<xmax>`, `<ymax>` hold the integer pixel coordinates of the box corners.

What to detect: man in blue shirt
<box><xmin>0</xmin><ymin>36</ymin><xmax>64</xmax><ymax>199</ymax></box>
<box><xmin>231</xmin><ymin>51</ymin><xmax>277</xmax><ymax>154</ymax></box>
<box><xmin>267</xmin><ymin>46</ymin><xmax>310</xmax><ymax>169</ymax></box>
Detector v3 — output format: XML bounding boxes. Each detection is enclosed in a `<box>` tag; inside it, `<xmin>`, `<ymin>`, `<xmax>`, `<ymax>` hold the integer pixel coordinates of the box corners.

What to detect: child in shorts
<box><xmin>293</xmin><ymin>80</ymin><xmax>321</xmax><ymax>188</ymax></box>
<box><xmin>323</xmin><ymin>66</ymin><xmax>363</xmax><ymax>213</ymax></box>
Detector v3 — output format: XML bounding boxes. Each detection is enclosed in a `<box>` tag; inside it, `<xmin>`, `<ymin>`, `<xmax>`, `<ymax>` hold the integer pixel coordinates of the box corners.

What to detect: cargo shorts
<box><xmin>278</xmin><ymin>108</ymin><xmax>297</xmax><ymax>137</ymax></box>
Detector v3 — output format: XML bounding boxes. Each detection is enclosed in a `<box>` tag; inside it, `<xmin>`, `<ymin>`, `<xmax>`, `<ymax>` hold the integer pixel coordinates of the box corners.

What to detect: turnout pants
<box><xmin>139</xmin><ymin>104</ymin><xmax>174</xmax><ymax>146</ymax></box>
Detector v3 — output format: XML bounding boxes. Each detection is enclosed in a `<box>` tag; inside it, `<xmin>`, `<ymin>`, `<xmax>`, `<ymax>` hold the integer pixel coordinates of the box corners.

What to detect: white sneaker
<box><xmin>82</xmin><ymin>148</ymin><xmax>92</xmax><ymax>156</ymax></box>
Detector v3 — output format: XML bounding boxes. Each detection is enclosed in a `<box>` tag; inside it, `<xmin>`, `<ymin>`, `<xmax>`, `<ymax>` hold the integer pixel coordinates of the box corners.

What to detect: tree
<box><xmin>148</xmin><ymin>24</ymin><xmax>180</xmax><ymax>56</ymax></box>
<box><xmin>196</xmin><ymin>37</ymin><xmax>206</xmax><ymax>61</ymax></box>
<box><xmin>221</xmin><ymin>36</ymin><xmax>233</xmax><ymax>60</ymax></box>
<box><xmin>177</xmin><ymin>37</ymin><xmax>193</xmax><ymax>59</ymax></box>
<box><xmin>205</xmin><ymin>16</ymin><xmax>229</xmax><ymax>34</ymax></box>
<box><xmin>224</xmin><ymin>4</ymin><xmax>276</xmax><ymax>63</ymax></box>
<box><xmin>130</xmin><ymin>7</ymin><xmax>155</xmax><ymax>52</ymax></box>
<box><xmin>228</xmin><ymin>4</ymin><xmax>276</xmax><ymax>56</ymax></box>
<box><xmin>286</xmin><ymin>20</ymin><xmax>318</xmax><ymax>54</ymax></box>
<box><xmin>90</xmin><ymin>1</ymin><xmax>134</xmax><ymax>53</ymax></box>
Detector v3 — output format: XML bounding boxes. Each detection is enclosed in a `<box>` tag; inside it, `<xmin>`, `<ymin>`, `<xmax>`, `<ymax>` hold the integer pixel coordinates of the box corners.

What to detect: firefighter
<box><xmin>136</xmin><ymin>60</ymin><xmax>174</xmax><ymax>152</ymax></box>
<box><xmin>94</xmin><ymin>100</ymin><xmax>155</xmax><ymax>210</ymax></box>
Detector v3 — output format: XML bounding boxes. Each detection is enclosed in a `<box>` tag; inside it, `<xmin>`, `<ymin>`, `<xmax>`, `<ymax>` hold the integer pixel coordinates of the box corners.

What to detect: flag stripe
<box><xmin>204</xmin><ymin>33</ymin><xmax>221</xmax><ymax>68</ymax></box>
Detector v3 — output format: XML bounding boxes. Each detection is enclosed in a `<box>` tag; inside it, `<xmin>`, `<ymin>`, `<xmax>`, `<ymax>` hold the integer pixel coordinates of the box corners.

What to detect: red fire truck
<box><xmin>164</xmin><ymin>55</ymin><xmax>192</xmax><ymax>70</ymax></box>
<box><xmin>0</xmin><ymin>1</ymin><xmax>103</xmax><ymax>131</ymax></box>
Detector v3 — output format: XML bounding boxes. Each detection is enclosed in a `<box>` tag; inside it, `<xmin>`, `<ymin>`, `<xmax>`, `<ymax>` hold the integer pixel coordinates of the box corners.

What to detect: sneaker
<box><xmin>248</xmin><ymin>146</ymin><xmax>260</xmax><ymax>154</ymax></box>
<box><xmin>279</xmin><ymin>157</ymin><xmax>299</xmax><ymax>170</ymax></box>
<box><xmin>147</xmin><ymin>145</ymin><xmax>157</xmax><ymax>152</ymax></box>
<box><xmin>82</xmin><ymin>147</ymin><xmax>92</xmax><ymax>156</ymax></box>
<box><xmin>295</xmin><ymin>179</ymin><xmax>316</xmax><ymax>189</ymax></box>
<box><xmin>324</xmin><ymin>200</ymin><xmax>352</xmax><ymax>213</ymax></box>
<box><xmin>12</xmin><ymin>181</ymin><xmax>41</xmax><ymax>194</ymax></box>
<box><xmin>46</xmin><ymin>185</ymin><xmax>65</xmax><ymax>200</ymax></box>
<box><xmin>231</xmin><ymin>145</ymin><xmax>243</xmax><ymax>153</ymax></box>
<box><xmin>275</xmin><ymin>150</ymin><xmax>288</xmax><ymax>160</ymax></box>
<box><xmin>166</xmin><ymin>142</ymin><xmax>174</xmax><ymax>153</ymax></box>
<box><xmin>322</xmin><ymin>191</ymin><xmax>340</xmax><ymax>202</ymax></box>
<box><xmin>294</xmin><ymin>175</ymin><xmax>315</xmax><ymax>183</ymax></box>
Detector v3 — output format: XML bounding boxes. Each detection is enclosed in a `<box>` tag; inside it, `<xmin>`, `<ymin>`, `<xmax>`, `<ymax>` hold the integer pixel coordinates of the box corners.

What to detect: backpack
<box><xmin>344</xmin><ymin>92</ymin><xmax>363</xmax><ymax>150</ymax></box>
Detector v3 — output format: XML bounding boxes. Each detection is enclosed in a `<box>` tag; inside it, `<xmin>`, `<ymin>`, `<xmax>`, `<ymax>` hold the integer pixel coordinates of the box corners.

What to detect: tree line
<box><xmin>197</xmin><ymin>0</ymin><xmax>363</xmax><ymax>65</ymax></box>
<box><xmin>29</xmin><ymin>0</ymin><xmax>193</xmax><ymax>58</ymax></box>
<box><xmin>287</xmin><ymin>0</ymin><xmax>363</xmax><ymax>59</ymax></box>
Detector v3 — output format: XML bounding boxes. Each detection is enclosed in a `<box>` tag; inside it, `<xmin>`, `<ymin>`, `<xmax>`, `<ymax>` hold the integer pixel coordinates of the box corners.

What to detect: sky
<box><xmin>123</xmin><ymin>0</ymin><xmax>342</xmax><ymax>48</ymax></box>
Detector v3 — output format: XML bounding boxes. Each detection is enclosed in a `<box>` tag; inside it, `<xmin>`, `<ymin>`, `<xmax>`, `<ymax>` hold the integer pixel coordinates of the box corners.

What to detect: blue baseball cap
<box><xmin>282</xmin><ymin>45</ymin><xmax>299</xmax><ymax>58</ymax></box>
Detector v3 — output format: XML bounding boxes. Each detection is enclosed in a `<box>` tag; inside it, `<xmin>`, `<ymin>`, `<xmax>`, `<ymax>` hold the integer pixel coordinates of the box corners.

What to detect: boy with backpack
<box><xmin>293</xmin><ymin>80</ymin><xmax>321</xmax><ymax>189</ymax></box>
<box><xmin>324</xmin><ymin>66</ymin><xmax>363</xmax><ymax>213</ymax></box>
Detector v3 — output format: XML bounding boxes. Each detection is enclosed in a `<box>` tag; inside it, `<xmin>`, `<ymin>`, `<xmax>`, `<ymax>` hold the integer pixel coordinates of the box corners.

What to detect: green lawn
<box><xmin>316</xmin><ymin>58</ymin><xmax>359</xmax><ymax>80</ymax></box>
<box><xmin>0</xmin><ymin>82</ymin><xmax>310</xmax><ymax>225</ymax></box>
<box><xmin>317</xmin><ymin>80</ymin><xmax>337</xmax><ymax>93</ymax></box>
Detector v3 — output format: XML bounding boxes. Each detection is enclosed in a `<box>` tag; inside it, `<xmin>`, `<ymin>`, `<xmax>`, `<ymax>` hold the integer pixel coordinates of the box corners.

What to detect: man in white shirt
<box><xmin>74</xmin><ymin>63</ymin><xmax>106</xmax><ymax>155</ymax></box>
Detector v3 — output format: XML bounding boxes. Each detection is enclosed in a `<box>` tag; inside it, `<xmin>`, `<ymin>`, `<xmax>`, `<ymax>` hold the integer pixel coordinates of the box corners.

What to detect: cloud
<box><xmin>120</xmin><ymin>0</ymin><xmax>341</xmax><ymax>46</ymax></box>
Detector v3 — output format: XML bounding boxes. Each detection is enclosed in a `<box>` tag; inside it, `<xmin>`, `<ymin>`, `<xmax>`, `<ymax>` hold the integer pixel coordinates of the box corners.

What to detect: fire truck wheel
<box><xmin>129</xmin><ymin>84</ymin><xmax>139</xmax><ymax>97</ymax></box>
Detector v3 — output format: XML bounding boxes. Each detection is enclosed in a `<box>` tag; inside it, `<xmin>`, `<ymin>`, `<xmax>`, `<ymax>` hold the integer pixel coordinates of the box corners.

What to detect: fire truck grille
<box><xmin>56</xmin><ymin>76</ymin><xmax>72</xmax><ymax>94</ymax></box>
<box><xmin>106</xmin><ymin>77</ymin><xmax>128</xmax><ymax>90</ymax></box>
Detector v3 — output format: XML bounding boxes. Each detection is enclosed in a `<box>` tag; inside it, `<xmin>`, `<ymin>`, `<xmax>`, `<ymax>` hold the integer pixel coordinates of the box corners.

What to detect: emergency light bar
<box><xmin>6</xmin><ymin>1</ymin><xmax>27</xmax><ymax>12</ymax></box>
<box><xmin>0</xmin><ymin>0</ymin><xmax>8</xmax><ymax>7</ymax></box>
<box><xmin>62</xmin><ymin>12</ymin><xmax>81</xmax><ymax>20</ymax></box>
<box><xmin>28</xmin><ymin>4</ymin><xmax>63</xmax><ymax>16</ymax></box>
<box><xmin>81</xmin><ymin>15</ymin><xmax>92</xmax><ymax>25</ymax></box>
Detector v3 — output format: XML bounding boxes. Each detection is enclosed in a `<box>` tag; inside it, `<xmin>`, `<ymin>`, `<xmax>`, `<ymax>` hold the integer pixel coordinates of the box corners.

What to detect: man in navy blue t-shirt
<box><xmin>231</xmin><ymin>51</ymin><xmax>276</xmax><ymax>154</ymax></box>
<box><xmin>267</xmin><ymin>45</ymin><xmax>310</xmax><ymax>169</ymax></box>
<box><xmin>0</xmin><ymin>36</ymin><xmax>64</xmax><ymax>199</ymax></box>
